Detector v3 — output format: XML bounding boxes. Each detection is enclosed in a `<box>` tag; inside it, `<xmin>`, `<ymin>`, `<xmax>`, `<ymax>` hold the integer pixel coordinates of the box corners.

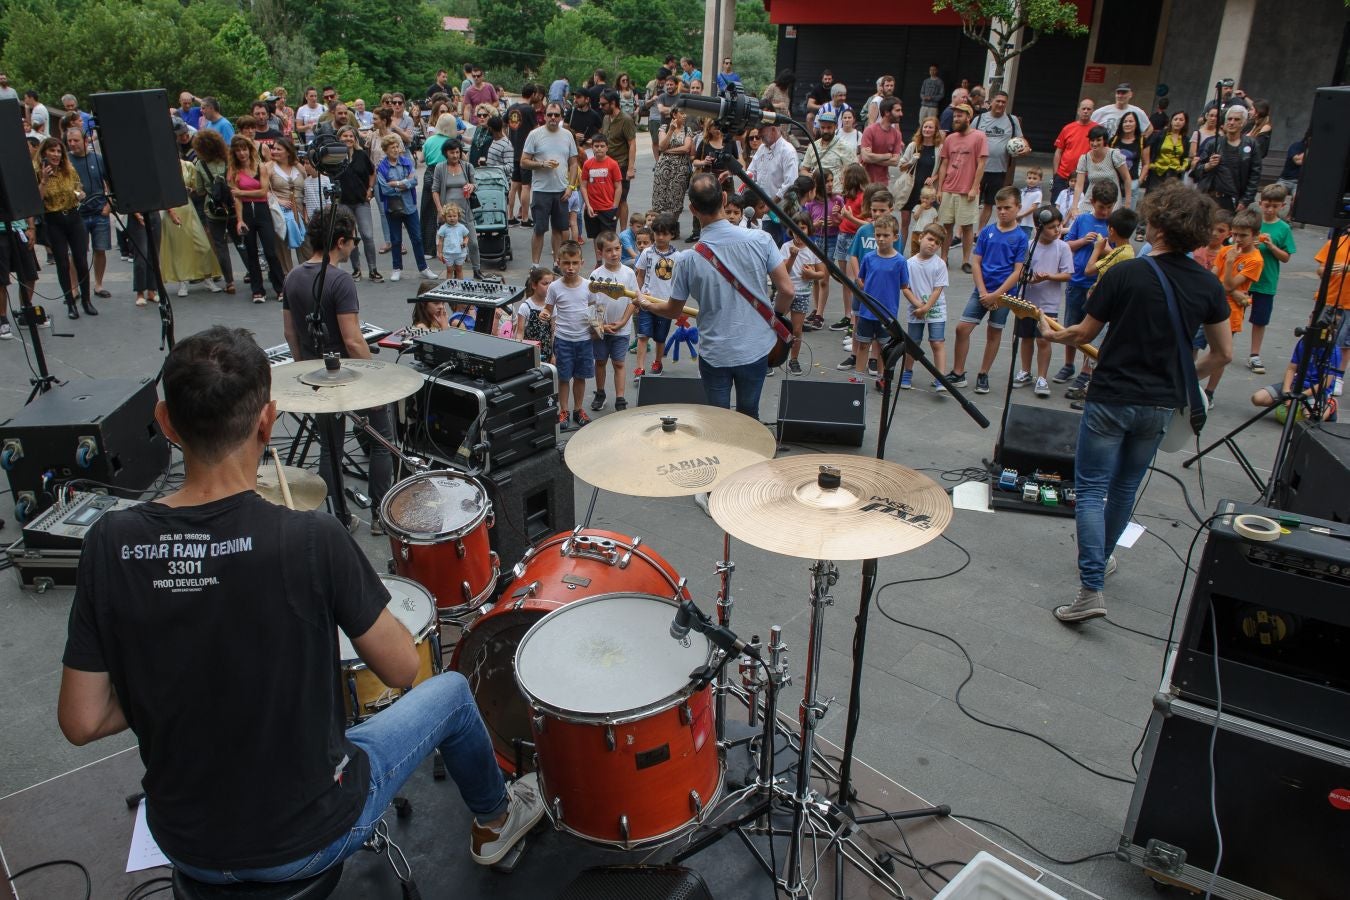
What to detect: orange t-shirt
<box><xmin>1214</xmin><ymin>244</ymin><xmax>1264</xmax><ymax>332</ymax></box>
<box><xmin>1313</xmin><ymin>240</ymin><xmax>1350</xmax><ymax>309</ymax></box>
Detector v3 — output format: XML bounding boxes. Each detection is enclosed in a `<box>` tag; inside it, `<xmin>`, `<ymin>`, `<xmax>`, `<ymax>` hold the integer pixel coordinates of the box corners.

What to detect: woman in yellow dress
<box><xmin>160</xmin><ymin>158</ymin><xmax>222</xmax><ymax>296</ymax></box>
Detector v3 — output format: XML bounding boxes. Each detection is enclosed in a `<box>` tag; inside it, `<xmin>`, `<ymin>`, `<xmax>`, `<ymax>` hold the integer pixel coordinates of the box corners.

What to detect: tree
<box><xmin>211</xmin><ymin>14</ymin><xmax>278</xmax><ymax>97</ymax></box>
<box><xmin>475</xmin><ymin>0</ymin><xmax>560</xmax><ymax>72</ymax></box>
<box><xmin>312</xmin><ymin>49</ymin><xmax>377</xmax><ymax>108</ymax></box>
<box><xmin>932</xmin><ymin>0</ymin><xmax>1087</xmax><ymax>79</ymax></box>
<box><xmin>538</xmin><ymin>13</ymin><xmax>612</xmax><ymax>88</ymax></box>
<box><xmin>734</xmin><ymin>0</ymin><xmax>775</xmax><ymax>41</ymax></box>
<box><xmin>267</xmin><ymin>32</ymin><xmax>319</xmax><ymax>96</ymax></box>
<box><xmin>728</xmin><ymin>32</ymin><xmax>774</xmax><ymax>95</ymax></box>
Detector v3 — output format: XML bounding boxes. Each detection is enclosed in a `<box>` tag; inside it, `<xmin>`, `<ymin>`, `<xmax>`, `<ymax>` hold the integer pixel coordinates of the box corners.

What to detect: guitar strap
<box><xmin>693</xmin><ymin>241</ymin><xmax>793</xmax><ymax>344</ymax></box>
<box><xmin>1142</xmin><ymin>255</ymin><xmax>1207</xmax><ymax>435</ymax></box>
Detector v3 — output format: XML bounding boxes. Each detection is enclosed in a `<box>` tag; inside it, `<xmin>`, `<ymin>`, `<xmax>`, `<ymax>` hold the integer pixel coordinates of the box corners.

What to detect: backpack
<box><xmin>200</xmin><ymin>162</ymin><xmax>233</xmax><ymax>222</ymax></box>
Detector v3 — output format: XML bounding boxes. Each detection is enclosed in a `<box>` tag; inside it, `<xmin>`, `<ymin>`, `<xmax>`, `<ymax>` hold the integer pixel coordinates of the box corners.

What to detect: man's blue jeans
<box><xmin>699</xmin><ymin>353</ymin><xmax>770</xmax><ymax>419</ymax></box>
<box><xmin>169</xmin><ymin>673</ymin><xmax>507</xmax><ymax>884</ymax></box>
<box><xmin>1074</xmin><ymin>401</ymin><xmax>1171</xmax><ymax>591</ymax></box>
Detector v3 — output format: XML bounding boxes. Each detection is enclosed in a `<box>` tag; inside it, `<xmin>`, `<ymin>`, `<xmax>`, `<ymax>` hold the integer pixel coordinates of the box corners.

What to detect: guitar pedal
<box><xmin>1022</xmin><ymin>482</ymin><xmax>1039</xmax><ymax>503</ymax></box>
<box><xmin>998</xmin><ymin>468</ymin><xmax>1019</xmax><ymax>491</ymax></box>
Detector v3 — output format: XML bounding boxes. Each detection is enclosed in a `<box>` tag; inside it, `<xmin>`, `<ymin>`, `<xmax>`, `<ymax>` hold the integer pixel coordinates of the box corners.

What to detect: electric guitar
<box><xmin>992</xmin><ymin>294</ymin><xmax>1098</xmax><ymax>361</ymax></box>
<box><xmin>588</xmin><ymin>278</ymin><xmax>701</xmax><ymax>320</ymax></box>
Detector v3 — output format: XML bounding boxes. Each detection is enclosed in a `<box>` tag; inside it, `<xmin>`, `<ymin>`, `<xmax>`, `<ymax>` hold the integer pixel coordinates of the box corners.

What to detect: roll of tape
<box><xmin>1234</xmin><ymin>514</ymin><xmax>1281</xmax><ymax>542</ymax></box>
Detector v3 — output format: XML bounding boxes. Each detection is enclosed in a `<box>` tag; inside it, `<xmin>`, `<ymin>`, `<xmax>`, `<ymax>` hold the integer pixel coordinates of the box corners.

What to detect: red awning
<box><xmin>762</xmin><ymin>0</ymin><xmax>1091</xmax><ymax>28</ymax></box>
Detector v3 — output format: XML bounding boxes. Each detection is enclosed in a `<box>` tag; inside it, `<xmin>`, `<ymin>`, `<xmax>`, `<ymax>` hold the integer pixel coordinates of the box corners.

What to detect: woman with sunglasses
<box><xmin>615</xmin><ymin>73</ymin><xmax>638</xmax><ymax>121</ymax></box>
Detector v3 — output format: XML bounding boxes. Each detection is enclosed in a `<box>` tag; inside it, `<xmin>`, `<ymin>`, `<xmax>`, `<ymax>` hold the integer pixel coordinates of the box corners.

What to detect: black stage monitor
<box><xmin>90</xmin><ymin>89</ymin><xmax>187</xmax><ymax>214</ymax></box>
<box><xmin>0</xmin><ymin>98</ymin><xmax>43</xmax><ymax>219</ymax></box>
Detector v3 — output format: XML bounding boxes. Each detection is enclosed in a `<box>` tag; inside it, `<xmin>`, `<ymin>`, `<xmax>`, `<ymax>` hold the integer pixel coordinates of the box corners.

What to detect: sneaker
<box><xmin>508</xmin><ymin>217</ymin><xmax>520</xmax><ymax>227</ymax></box>
<box><xmin>1034</xmin><ymin>377</ymin><xmax>1051</xmax><ymax>398</ymax></box>
<box><xmin>829</xmin><ymin>316</ymin><xmax>851</xmax><ymax>332</ymax></box>
<box><xmin>632</xmin><ymin>367</ymin><xmax>645</xmax><ymax>380</ymax></box>
<box><xmin>252</xmin><ymin>294</ymin><xmax>266</xmax><ymax>304</ymax></box>
<box><xmin>177</xmin><ymin>283</ymin><xmax>189</xmax><ymax>297</ymax></box>
<box><xmin>346</xmin><ymin>514</ymin><xmax>360</xmax><ymax>535</ymax></box>
<box><xmin>787</xmin><ymin>358</ymin><xmax>803</xmax><ymax>375</ymax></box>
<box><xmin>471</xmin><ymin>773</ymin><xmax>545</xmax><ymax>866</ymax></box>
<box><xmin>369</xmin><ymin>271</ymin><xmax>384</xmax><ymax>283</ymax></box>
<box><xmin>1054</xmin><ymin>587</ymin><xmax>1107</xmax><ymax>623</ymax></box>
<box><xmin>1105</xmin><ymin>555</ymin><xmax>1118</xmax><ymax>578</ymax></box>
<box><xmin>370</xmin><ymin>515</ymin><xmax>386</xmax><ymax>537</ymax></box>
<box><xmin>136</xmin><ymin>296</ymin><xmax>148</xmax><ymax>307</ymax></box>
<box><xmin>418</xmin><ymin>268</ymin><xmax>437</xmax><ymax>280</ymax></box>
<box><xmin>960</xmin><ymin>262</ymin><xmax>973</xmax><ymax>274</ymax></box>
<box><xmin>1070</xmin><ymin>399</ymin><xmax>1085</xmax><ymax>411</ymax></box>
<box><xmin>693</xmin><ymin>492</ymin><xmax>712</xmax><ymax>518</ymax></box>
<box><xmin>836</xmin><ymin>355</ymin><xmax>856</xmax><ymax>371</ymax></box>
<box><xmin>874</xmin><ymin>377</ymin><xmax>885</xmax><ymax>393</ymax></box>
<box><xmin>1012</xmin><ymin>370</ymin><xmax>1032</xmax><ymax>388</ymax></box>
<box><xmin>766</xmin><ymin>366</ymin><xmax>777</xmax><ymax>377</ymax></box>
<box><xmin>351</xmin><ymin>270</ymin><xmax>362</xmax><ymax>282</ymax></box>
<box><xmin>573</xmin><ymin>410</ymin><xmax>591</xmax><ymax>427</ymax></box>
<box><xmin>557</xmin><ymin>409</ymin><xmax>569</xmax><ymax>427</ymax></box>
<box><xmin>848</xmin><ymin>376</ymin><xmax>864</xmax><ymax>384</ymax></box>
<box><xmin>946</xmin><ymin>370</ymin><xmax>968</xmax><ymax>388</ymax></box>
<box><xmin>801</xmin><ymin>316</ymin><xmax>820</xmax><ymax>332</ymax></box>
<box><xmin>0</xmin><ymin>323</ymin><xmax>11</xmax><ymax>340</ymax></box>
<box><xmin>867</xmin><ymin>359</ymin><xmax>879</xmax><ymax>378</ymax></box>
<box><xmin>590</xmin><ymin>390</ymin><xmax>606</xmax><ymax>412</ymax></box>
<box><xmin>899</xmin><ymin>370</ymin><xmax>913</xmax><ymax>390</ymax></box>
<box><xmin>1204</xmin><ymin>388</ymin><xmax>1215</xmax><ymax>408</ymax></box>
<box><xmin>974</xmin><ymin>373</ymin><xmax>991</xmax><ymax>394</ymax></box>
<box><xmin>931</xmin><ymin>380</ymin><xmax>947</xmax><ymax>393</ymax></box>
<box><xmin>614</xmin><ymin>396</ymin><xmax>627</xmax><ymax>411</ymax></box>
<box><xmin>1335</xmin><ymin>377</ymin><xmax>1344</xmax><ymax>397</ymax></box>
<box><xmin>207</xmin><ymin>278</ymin><xmax>224</xmax><ymax>293</ymax></box>
<box><xmin>1051</xmin><ymin>364</ymin><xmax>1076</xmax><ymax>384</ymax></box>
<box><xmin>390</xmin><ymin>270</ymin><xmax>402</xmax><ymax>282</ymax></box>
<box><xmin>1065</xmin><ymin>373</ymin><xmax>1090</xmax><ymax>400</ymax></box>
<box><xmin>1248</xmin><ymin>355</ymin><xmax>1265</xmax><ymax>375</ymax></box>
<box><xmin>650</xmin><ymin>361</ymin><xmax>664</xmax><ymax>375</ymax></box>
<box><xmin>842</xmin><ymin>338</ymin><xmax>853</xmax><ymax>352</ymax></box>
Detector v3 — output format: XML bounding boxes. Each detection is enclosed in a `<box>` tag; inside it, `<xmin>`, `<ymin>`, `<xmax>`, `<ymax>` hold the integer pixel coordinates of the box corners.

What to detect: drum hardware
<box><xmin>338</xmin><ymin>576</ymin><xmax>441</xmax><ymax>725</ymax></box>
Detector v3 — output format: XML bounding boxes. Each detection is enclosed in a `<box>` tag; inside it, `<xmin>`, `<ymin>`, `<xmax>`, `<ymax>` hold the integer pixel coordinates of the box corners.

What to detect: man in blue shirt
<box><xmin>176</xmin><ymin>91</ymin><xmax>203</xmax><ymax>130</ymax></box>
<box><xmin>548</xmin><ymin>77</ymin><xmax>569</xmax><ymax>105</ymax></box>
<box><xmin>200</xmin><ymin>97</ymin><xmax>234</xmax><ymax>143</ymax></box>
<box><xmin>949</xmin><ymin>186</ymin><xmax>1028</xmax><ymax>393</ymax></box>
<box><xmin>680</xmin><ymin>57</ymin><xmax>703</xmax><ymax>88</ymax></box>
<box><xmin>1057</xmin><ymin>179</ymin><xmax>1119</xmax><ymax>394</ymax></box>
<box><xmin>716</xmin><ymin>58</ymin><xmax>741</xmax><ymax>93</ymax></box>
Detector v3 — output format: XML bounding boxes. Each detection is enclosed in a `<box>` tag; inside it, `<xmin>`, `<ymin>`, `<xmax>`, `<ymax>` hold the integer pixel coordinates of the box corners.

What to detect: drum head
<box><xmin>381</xmin><ymin>471</ymin><xmax>489</xmax><ymax>542</ymax></box>
<box><xmin>338</xmin><ymin>575</ymin><xmax>435</xmax><ymax>661</ymax></box>
<box><xmin>516</xmin><ymin>593</ymin><xmax>710</xmax><ymax>718</ymax></box>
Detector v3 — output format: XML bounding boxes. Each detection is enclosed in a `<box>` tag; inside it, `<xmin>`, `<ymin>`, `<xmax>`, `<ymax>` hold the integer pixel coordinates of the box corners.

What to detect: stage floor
<box><xmin>0</xmin><ymin>738</ymin><xmax>1051</xmax><ymax>899</ymax></box>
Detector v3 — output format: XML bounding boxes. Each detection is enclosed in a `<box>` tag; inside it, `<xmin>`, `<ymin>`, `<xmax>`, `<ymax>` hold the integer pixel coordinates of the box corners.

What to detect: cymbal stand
<box><xmin>346</xmin><ymin>411</ymin><xmax>431</xmax><ymax>475</ymax></box>
<box><xmin>714</xmin><ymin>530</ymin><xmax>738</xmax><ymax>743</ymax></box>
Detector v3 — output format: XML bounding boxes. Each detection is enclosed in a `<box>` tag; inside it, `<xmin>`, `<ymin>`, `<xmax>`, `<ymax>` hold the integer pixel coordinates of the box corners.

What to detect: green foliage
<box><xmin>267</xmin><ymin>32</ymin><xmax>319</xmax><ymax>97</ymax></box>
<box><xmin>933</xmin><ymin>0</ymin><xmax>1087</xmax><ymax>73</ymax></box>
<box><xmin>302</xmin><ymin>0</ymin><xmax>451</xmax><ymax>93</ymax></box>
<box><xmin>475</xmin><ymin>0</ymin><xmax>560</xmax><ymax>72</ymax></box>
<box><xmin>537</xmin><ymin>13</ymin><xmax>614</xmax><ymax>88</ymax></box>
<box><xmin>312</xmin><ymin>50</ymin><xmax>378</xmax><ymax>107</ymax></box>
<box><xmin>734</xmin><ymin>0</ymin><xmax>775</xmax><ymax>41</ymax></box>
<box><xmin>615</xmin><ymin>55</ymin><xmax>666</xmax><ymax>88</ymax></box>
<box><xmin>729</xmin><ymin>32</ymin><xmax>774</xmax><ymax>95</ymax></box>
<box><xmin>211</xmin><ymin>14</ymin><xmax>278</xmax><ymax>97</ymax></box>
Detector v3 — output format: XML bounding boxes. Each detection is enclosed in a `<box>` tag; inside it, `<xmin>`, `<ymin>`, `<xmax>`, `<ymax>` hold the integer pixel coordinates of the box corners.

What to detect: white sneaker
<box><xmin>418</xmin><ymin>268</ymin><xmax>437</xmax><ymax>280</ymax></box>
<box><xmin>1335</xmin><ymin>378</ymin><xmax>1344</xmax><ymax>397</ymax></box>
<box><xmin>207</xmin><ymin>278</ymin><xmax>224</xmax><ymax>293</ymax></box>
<box><xmin>1034</xmin><ymin>377</ymin><xmax>1051</xmax><ymax>397</ymax></box>
<box><xmin>842</xmin><ymin>338</ymin><xmax>853</xmax><ymax>352</ymax></box>
<box><xmin>0</xmin><ymin>323</ymin><xmax>11</xmax><ymax>340</ymax></box>
<box><xmin>471</xmin><ymin>773</ymin><xmax>545</xmax><ymax>866</ymax></box>
<box><xmin>177</xmin><ymin>283</ymin><xmax>189</xmax><ymax>297</ymax></box>
<box><xmin>1013</xmin><ymin>370</ymin><xmax>1032</xmax><ymax>387</ymax></box>
<box><xmin>390</xmin><ymin>269</ymin><xmax>402</xmax><ymax>282</ymax></box>
<box><xmin>693</xmin><ymin>492</ymin><xmax>712</xmax><ymax>518</ymax></box>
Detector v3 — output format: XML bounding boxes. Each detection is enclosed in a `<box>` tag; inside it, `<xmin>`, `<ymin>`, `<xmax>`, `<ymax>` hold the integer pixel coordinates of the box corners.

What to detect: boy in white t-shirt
<box><xmin>1016</xmin><ymin>205</ymin><xmax>1072</xmax><ymax>397</ymax></box>
<box><xmin>780</xmin><ymin>213</ymin><xmax>826</xmax><ymax>376</ymax></box>
<box><xmin>634</xmin><ymin>214</ymin><xmax>679</xmax><ymax>378</ymax></box>
<box><xmin>544</xmin><ymin>241</ymin><xmax>597</xmax><ymax>430</ymax></box>
<box><xmin>900</xmin><ymin>222</ymin><xmax>950</xmax><ymax>391</ymax></box>
<box><xmin>1016</xmin><ymin>166</ymin><xmax>1044</xmax><ymax>241</ymax></box>
<box><xmin>588</xmin><ymin>232</ymin><xmax>637</xmax><ymax>412</ymax></box>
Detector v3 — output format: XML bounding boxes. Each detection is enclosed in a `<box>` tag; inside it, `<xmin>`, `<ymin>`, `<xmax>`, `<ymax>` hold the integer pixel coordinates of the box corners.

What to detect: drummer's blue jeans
<box><xmin>168</xmin><ymin>673</ymin><xmax>509</xmax><ymax>884</ymax></box>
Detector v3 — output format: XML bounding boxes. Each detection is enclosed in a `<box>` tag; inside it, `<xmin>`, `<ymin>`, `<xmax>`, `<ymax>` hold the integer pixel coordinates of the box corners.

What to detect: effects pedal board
<box><xmin>991</xmin><ymin>467</ymin><xmax>1076</xmax><ymax>517</ymax></box>
<box><xmin>412</xmin><ymin>330</ymin><xmax>537</xmax><ymax>383</ymax></box>
<box><xmin>22</xmin><ymin>490</ymin><xmax>142</xmax><ymax>551</ymax></box>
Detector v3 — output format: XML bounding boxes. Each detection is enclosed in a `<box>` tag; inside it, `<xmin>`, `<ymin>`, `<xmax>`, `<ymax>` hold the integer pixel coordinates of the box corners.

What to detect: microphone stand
<box><xmin>993</xmin><ymin>214</ymin><xmax>1048</xmax><ymax>463</ymax></box>
<box><xmin>708</xmin><ymin>127</ymin><xmax>989</xmax><ymax>898</ymax></box>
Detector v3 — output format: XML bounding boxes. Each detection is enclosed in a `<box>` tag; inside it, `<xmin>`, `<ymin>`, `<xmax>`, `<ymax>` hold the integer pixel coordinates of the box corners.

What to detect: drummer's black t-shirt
<box><xmin>62</xmin><ymin>491</ymin><xmax>388</xmax><ymax>870</ymax></box>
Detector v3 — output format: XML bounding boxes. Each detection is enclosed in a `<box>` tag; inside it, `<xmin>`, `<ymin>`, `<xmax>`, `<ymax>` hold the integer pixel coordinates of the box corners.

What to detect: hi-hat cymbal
<box><xmin>564</xmin><ymin>404</ymin><xmax>778</xmax><ymax>497</ymax></box>
<box><xmin>708</xmin><ymin>455</ymin><xmax>951</xmax><ymax>560</ymax></box>
<box><xmin>255</xmin><ymin>464</ymin><xmax>328</xmax><ymax>510</ymax></box>
<box><xmin>271</xmin><ymin>358</ymin><xmax>426</xmax><ymax>413</ymax></box>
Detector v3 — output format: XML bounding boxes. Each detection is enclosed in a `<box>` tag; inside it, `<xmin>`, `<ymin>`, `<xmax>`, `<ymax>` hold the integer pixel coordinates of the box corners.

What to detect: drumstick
<box><xmin>270</xmin><ymin>447</ymin><xmax>296</xmax><ymax>510</ymax></box>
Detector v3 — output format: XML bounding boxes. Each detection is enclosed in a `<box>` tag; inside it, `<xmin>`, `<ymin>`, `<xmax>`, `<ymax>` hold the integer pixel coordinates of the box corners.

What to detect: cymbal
<box><xmin>708</xmin><ymin>455</ymin><xmax>951</xmax><ymax>560</ymax></box>
<box><xmin>271</xmin><ymin>358</ymin><xmax>426</xmax><ymax>413</ymax></box>
<box><xmin>255</xmin><ymin>464</ymin><xmax>328</xmax><ymax>511</ymax></box>
<box><xmin>564</xmin><ymin>404</ymin><xmax>778</xmax><ymax>497</ymax></box>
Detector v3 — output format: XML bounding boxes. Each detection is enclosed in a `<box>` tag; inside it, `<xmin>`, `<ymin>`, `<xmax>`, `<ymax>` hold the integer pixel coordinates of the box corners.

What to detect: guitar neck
<box><xmin>591</xmin><ymin>283</ymin><xmax>698</xmax><ymax>319</ymax></box>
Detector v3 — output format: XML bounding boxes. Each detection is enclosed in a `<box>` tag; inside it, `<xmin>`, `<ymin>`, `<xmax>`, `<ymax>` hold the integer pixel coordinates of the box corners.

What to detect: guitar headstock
<box><xmin>588</xmin><ymin>278</ymin><xmax>632</xmax><ymax>300</ymax></box>
<box><xmin>994</xmin><ymin>294</ymin><xmax>1042</xmax><ymax>320</ymax></box>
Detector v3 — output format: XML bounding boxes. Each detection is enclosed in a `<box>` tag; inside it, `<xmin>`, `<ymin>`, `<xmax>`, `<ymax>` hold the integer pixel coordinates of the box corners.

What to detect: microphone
<box><xmin>669</xmin><ymin>598</ymin><xmax>761</xmax><ymax>657</ymax></box>
<box><xmin>670</xmin><ymin>600</ymin><xmax>695</xmax><ymax>641</ymax></box>
<box><xmin>672</xmin><ymin>91</ymin><xmax>788</xmax><ymax>132</ymax></box>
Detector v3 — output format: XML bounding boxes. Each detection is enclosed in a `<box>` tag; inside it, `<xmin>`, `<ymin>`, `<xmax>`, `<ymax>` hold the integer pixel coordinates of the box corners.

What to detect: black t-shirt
<box><xmin>566</xmin><ymin>107</ymin><xmax>602</xmax><ymax>142</ymax></box>
<box><xmin>506</xmin><ymin>102</ymin><xmax>537</xmax><ymax>156</ymax></box>
<box><xmin>585</xmin><ymin>83</ymin><xmax>608</xmax><ymax>106</ymax></box>
<box><xmin>62</xmin><ymin>493</ymin><xmax>387</xmax><ymax>869</ymax></box>
<box><xmin>809</xmin><ymin>84</ymin><xmax>831</xmax><ymax>107</ymax></box>
<box><xmin>1085</xmin><ymin>253</ymin><xmax>1229</xmax><ymax>407</ymax></box>
<box><xmin>337</xmin><ymin>148</ymin><xmax>375</xmax><ymax>205</ymax></box>
<box><xmin>282</xmin><ymin>262</ymin><xmax>361</xmax><ymax>359</ymax></box>
<box><xmin>255</xmin><ymin>127</ymin><xmax>283</xmax><ymax>156</ymax></box>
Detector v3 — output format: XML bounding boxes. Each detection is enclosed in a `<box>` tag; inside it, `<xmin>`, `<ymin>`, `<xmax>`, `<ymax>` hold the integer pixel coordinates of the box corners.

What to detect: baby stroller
<box><xmin>474</xmin><ymin>165</ymin><xmax>512</xmax><ymax>269</ymax></box>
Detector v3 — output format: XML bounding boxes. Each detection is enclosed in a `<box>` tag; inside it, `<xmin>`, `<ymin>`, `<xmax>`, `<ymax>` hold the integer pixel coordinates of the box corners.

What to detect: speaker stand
<box><xmin>2</xmin><ymin>225</ymin><xmax>61</xmax><ymax>402</ymax></box>
<box><xmin>146</xmin><ymin>218</ymin><xmax>176</xmax><ymax>350</ymax></box>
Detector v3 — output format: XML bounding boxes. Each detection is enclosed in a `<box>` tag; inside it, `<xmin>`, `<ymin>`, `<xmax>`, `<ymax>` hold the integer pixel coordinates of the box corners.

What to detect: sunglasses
<box><xmin>546</xmin><ymin>112</ymin><xmax>562</xmax><ymax>118</ymax></box>
<box><xmin>747</xmin><ymin>134</ymin><xmax>761</xmax><ymax>140</ymax></box>
<box><xmin>392</xmin><ymin>100</ymin><xmax>404</xmax><ymax>105</ymax></box>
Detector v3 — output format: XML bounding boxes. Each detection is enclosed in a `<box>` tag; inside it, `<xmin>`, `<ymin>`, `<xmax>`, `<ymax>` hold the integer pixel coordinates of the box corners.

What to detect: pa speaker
<box><xmin>776</xmin><ymin>379</ymin><xmax>866</xmax><ymax>446</ymax></box>
<box><xmin>1291</xmin><ymin>86</ymin><xmax>1350</xmax><ymax>228</ymax></box>
<box><xmin>483</xmin><ymin>448</ymin><xmax>575</xmax><ymax>582</ymax></box>
<box><xmin>994</xmin><ymin>403</ymin><xmax>1080</xmax><ymax>480</ymax></box>
<box><xmin>0</xmin><ymin>99</ymin><xmax>43</xmax><ymax>219</ymax></box>
<box><xmin>89</xmin><ymin>89</ymin><xmax>187</xmax><ymax>214</ymax></box>
<box><xmin>638</xmin><ymin>375</ymin><xmax>707</xmax><ymax>406</ymax></box>
<box><xmin>1273</xmin><ymin>420</ymin><xmax>1350</xmax><ymax>521</ymax></box>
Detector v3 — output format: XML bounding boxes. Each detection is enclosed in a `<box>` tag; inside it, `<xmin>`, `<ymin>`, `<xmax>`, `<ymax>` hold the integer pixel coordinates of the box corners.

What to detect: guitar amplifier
<box><xmin>402</xmin><ymin>365</ymin><xmax>558</xmax><ymax>471</ymax></box>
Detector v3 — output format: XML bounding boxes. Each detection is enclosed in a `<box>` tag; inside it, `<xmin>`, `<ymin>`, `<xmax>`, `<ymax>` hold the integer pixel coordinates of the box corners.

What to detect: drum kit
<box><xmin>268</xmin><ymin>355</ymin><xmax>954</xmax><ymax>897</ymax></box>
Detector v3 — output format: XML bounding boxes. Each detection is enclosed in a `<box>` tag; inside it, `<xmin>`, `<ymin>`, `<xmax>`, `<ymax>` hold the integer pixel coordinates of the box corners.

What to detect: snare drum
<box><xmin>338</xmin><ymin>575</ymin><xmax>440</xmax><ymax>724</ymax></box>
<box><xmin>451</xmin><ymin>529</ymin><xmax>688</xmax><ymax>775</ymax></box>
<box><xmin>516</xmin><ymin>592</ymin><xmax>721</xmax><ymax>848</ymax></box>
<box><xmin>380</xmin><ymin>470</ymin><xmax>499</xmax><ymax>618</ymax></box>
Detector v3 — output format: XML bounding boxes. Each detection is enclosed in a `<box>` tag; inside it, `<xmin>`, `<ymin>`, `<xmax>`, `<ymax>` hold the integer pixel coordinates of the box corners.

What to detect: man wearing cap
<box><xmin>172</xmin><ymin>117</ymin><xmax>197</xmax><ymax>162</ymax></box>
<box><xmin>1052</xmin><ymin>98</ymin><xmax>1095</xmax><ymax>199</ymax></box>
<box><xmin>939</xmin><ymin>87</ymin><xmax>970</xmax><ymax>133</ymax></box>
<box><xmin>564</xmin><ymin>89</ymin><xmax>602</xmax><ymax>148</ymax></box>
<box><xmin>746</xmin><ymin>121</ymin><xmax>800</xmax><ymax>244</ymax></box>
<box><xmin>932</xmin><ymin>102</ymin><xmax>988</xmax><ymax>272</ymax></box>
<box><xmin>1091</xmin><ymin>84</ymin><xmax>1152</xmax><ymax>140</ymax></box>
<box><xmin>802</xmin><ymin>112</ymin><xmax>856</xmax><ymax>181</ymax></box>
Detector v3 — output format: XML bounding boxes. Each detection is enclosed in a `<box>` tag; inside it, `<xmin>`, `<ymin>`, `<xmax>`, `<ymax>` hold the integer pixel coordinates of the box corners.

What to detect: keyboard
<box><xmin>264</xmin><ymin>322</ymin><xmax>391</xmax><ymax>366</ymax></box>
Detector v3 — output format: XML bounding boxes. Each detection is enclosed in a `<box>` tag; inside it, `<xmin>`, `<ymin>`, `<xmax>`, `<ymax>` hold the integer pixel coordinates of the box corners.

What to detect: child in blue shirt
<box><xmin>436</xmin><ymin>205</ymin><xmax>470</xmax><ymax>279</ymax></box>
<box><xmin>619</xmin><ymin>211</ymin><xmax>644</xmax><ymax>267</ymax></box>
<box><xmin>839</xmin><ymin>186</ymin><xmax>893</xmax><ymax>374</ymax></box>
<box><xmin>853</xmin><ymin>213</ymin><xmax>919</xmax><ymax>392</ymax></box>
<box><xmin>1056</xmin><ymin>179</ymin><xmax>1119</xmax><ymax>392</ymax></box>
<box><xmin>949</xmin><ymin>186</ymin><xmax>1028</xmax><ymax>394</ymax></box>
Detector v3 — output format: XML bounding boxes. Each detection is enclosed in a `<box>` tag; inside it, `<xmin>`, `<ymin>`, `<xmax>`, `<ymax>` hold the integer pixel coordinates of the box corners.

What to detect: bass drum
<box><xmin>450</xmin><ymin>529</ymin><xmax>688</xmax><ymax>774</ymax></box>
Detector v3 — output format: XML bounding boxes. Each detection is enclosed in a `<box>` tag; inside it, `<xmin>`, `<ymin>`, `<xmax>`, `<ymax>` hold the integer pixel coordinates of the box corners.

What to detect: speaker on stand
<box><xmin>90</xmin><ymin>89</ymin><xmax>189</xmax><ymax>348</ymax></box>
<box><xmin>1291</xmin><ymin>86</ymin><xmax>1350</xmax><ymax>228</ymax></box>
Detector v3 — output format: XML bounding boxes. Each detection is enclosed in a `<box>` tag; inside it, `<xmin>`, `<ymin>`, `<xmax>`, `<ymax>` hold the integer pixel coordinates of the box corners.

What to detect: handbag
<box><xmin>890</xmin><ymin>144</ymin><xmax>916</xmax><ymax>207</ymax></box>
<box><xmin>282</xmin><ymin>207</ymin><xmax>306</xmax><ymax>249</ymax></box>
<box><xmin>1142</xmin><ymin>255</ymin><xmax>1209</xmax><ymax>453</ymax></box>
<box><xmin>268</xmin><ymin>194</ymin><xmax>285</xmax><ymax>237</ymax></box>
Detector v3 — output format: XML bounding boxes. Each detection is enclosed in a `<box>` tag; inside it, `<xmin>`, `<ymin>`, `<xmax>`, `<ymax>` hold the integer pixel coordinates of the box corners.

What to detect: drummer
<box><xmin>57</xmin><ymin>327</ymin><xmax>544</xmax><ymax>885</ymax></box>
<box><xmin>281</xmin><ymin>208</ymin><xmax>397</xmax><ymax>534</ymax></box>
